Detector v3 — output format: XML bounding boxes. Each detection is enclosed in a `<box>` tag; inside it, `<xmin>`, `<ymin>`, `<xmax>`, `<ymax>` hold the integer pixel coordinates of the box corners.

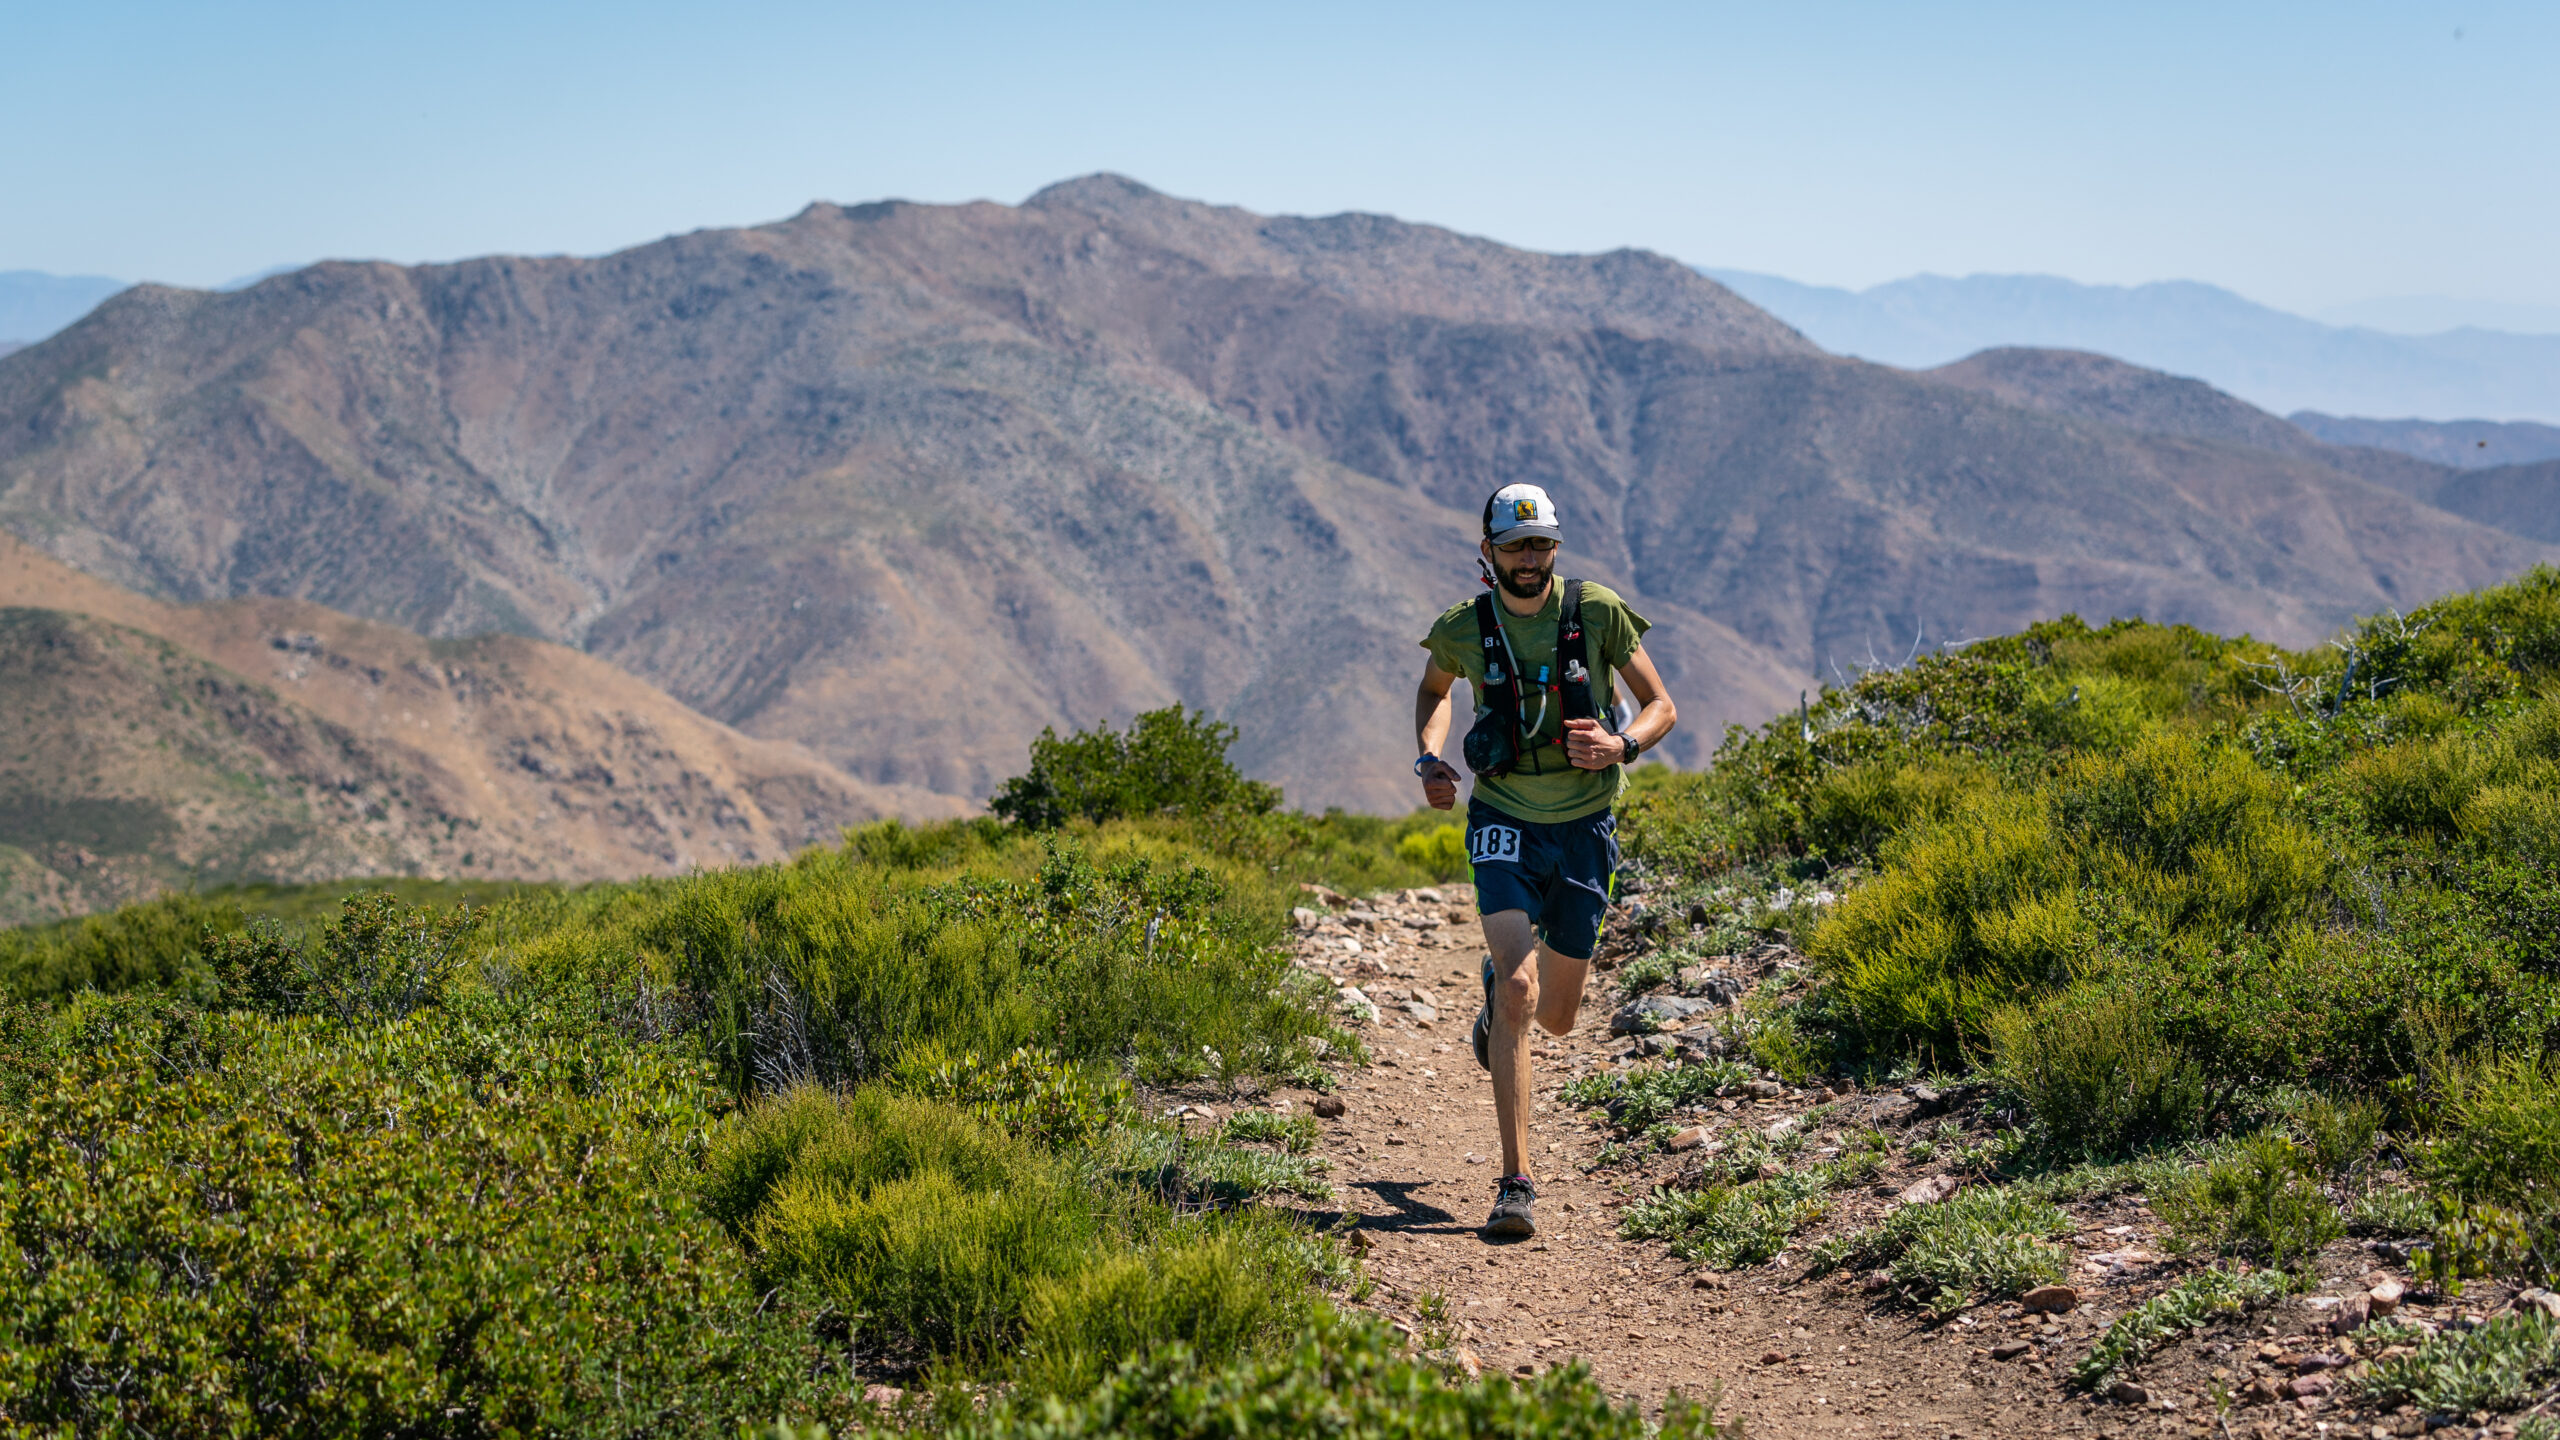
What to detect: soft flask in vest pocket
<box><xmin>1462</xmin><ymin>704</ymin><xmax>1518</xmax><ymax>777</ymax></box>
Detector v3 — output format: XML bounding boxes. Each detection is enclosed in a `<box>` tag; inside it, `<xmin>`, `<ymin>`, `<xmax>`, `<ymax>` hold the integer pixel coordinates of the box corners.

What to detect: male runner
<box><xmin>1413</xmin><ymin>484</ymin><xmax>1677</xmax><ymax>1238</ymax></box>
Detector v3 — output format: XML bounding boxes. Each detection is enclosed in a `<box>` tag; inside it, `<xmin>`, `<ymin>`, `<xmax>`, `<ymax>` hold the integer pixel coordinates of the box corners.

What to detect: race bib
<box><xmin>1468</xmin><ymin>823</ymin><xmax>1522</xmax><ymax>865</ymax></box>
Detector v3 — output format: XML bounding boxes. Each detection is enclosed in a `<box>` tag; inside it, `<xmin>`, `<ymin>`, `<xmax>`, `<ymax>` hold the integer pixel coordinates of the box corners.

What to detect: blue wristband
<box><xmin>1414</xmin><ymin>753</ymin><xmax>1441</xmax><ymax>777</ymax></box>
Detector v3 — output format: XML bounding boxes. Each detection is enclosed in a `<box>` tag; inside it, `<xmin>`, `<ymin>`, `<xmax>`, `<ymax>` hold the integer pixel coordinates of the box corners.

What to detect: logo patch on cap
<box><xmin>1512</xmin><ymin>498</ymin><xmax>1538</xmax><ymax>522</ymax></box>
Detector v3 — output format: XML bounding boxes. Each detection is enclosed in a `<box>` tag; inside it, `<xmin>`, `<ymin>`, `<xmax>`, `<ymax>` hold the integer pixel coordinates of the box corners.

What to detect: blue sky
<box><xmin>5</xmin><ymin>0</ymin><xmax>2554</xmax><ymax>314</ymax></box>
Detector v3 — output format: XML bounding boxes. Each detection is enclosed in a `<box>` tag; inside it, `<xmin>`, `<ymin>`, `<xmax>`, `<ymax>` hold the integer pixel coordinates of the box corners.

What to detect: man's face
<box><xmin>1485</xmin><ymin>537</ymin><xmax>1557</xmax><ymax>600</ymax></box>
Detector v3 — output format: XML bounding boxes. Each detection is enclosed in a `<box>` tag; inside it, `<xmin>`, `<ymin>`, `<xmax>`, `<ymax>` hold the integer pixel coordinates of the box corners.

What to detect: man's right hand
<box><xmin>1419</xmin><ymin>757</ymin><xmax>1462</xmax><ymax>810</ymax></box>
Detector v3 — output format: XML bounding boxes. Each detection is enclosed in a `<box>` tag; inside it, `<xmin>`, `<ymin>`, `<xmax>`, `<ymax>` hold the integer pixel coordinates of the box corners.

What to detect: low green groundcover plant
<box><xmin>2359</xmin><ymin>1312</ymin><xmax>2560</xmax><ymax>1415</ymax></box>
<box><xmin>1809</xmin><ymin>1186</ymin><xmax>2073</xmax><ymax>1317</ymax></box>
<box><xmin>2073</xmin><ymin>1266</ymin><xmax>2310</xmax><ymax>1389</ymax></box>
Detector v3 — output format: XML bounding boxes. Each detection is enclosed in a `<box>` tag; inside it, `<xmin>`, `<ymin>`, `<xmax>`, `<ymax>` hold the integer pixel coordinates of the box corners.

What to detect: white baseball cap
<box><xmin>1482</xmin><ymin>484</ymin><xmax>1563</xmax><ymax>545</ymax></box>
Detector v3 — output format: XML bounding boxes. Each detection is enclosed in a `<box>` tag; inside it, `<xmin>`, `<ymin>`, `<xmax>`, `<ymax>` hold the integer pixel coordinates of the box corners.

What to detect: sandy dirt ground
<box><xmin>1243</xmin><ymin>883</ymin><xmax>2526</xmax><ymax>1440</ymax></box>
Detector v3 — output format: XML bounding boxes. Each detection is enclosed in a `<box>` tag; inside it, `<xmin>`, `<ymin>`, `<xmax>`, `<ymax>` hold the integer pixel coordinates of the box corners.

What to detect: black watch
<box><xmin>1619</xmin><ymin>733</ymin><xmax>1641</xmax><ymax>764</ymax></box>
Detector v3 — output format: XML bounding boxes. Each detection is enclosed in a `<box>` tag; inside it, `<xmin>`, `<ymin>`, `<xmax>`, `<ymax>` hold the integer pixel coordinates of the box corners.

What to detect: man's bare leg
<box><xmin>1484</xmin><ymin>909</ymin><xmax>1593</xmax><ymax>1177</ymax></box>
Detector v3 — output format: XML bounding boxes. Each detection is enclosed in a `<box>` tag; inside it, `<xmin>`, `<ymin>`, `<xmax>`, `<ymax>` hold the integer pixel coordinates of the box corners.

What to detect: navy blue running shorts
<box><xmin>1465</xmin><ymin>797</ymin><xmax>1618</xmax><ymax>960</ymax></box>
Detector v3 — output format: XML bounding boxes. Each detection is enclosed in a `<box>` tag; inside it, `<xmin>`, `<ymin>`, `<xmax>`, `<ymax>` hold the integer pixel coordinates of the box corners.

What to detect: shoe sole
<box><xmin>1483</xmin><ymin>1211</ymin><xmax>1536</xmax><ymax>1238</ymax></box>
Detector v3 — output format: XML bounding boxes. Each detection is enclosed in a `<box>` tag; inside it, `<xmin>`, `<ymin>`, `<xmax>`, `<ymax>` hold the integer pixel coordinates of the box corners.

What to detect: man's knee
<box><xmin>1494</xmin><ymin>968</ymin><xmax>1539</xmax><ymax>1019</ymax></box>
<box><xmin>1481</xmin><ymin>909</ymin><xmax>1537</xmax><ymax>963</ymax></box>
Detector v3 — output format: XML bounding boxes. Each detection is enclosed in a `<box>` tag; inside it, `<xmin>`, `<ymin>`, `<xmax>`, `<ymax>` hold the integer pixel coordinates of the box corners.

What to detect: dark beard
<box><xmin>1498</xmin><ymin>562</ymin><xmax>1552</xmax><ymax>601</ymax></box>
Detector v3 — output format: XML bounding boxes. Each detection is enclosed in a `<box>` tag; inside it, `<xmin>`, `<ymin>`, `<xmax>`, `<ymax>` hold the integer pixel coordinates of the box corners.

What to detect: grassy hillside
<box><xmin>7</xmin><ymin>570</ymin><xmax>2559</xmax><ymax>1433</ymax></box>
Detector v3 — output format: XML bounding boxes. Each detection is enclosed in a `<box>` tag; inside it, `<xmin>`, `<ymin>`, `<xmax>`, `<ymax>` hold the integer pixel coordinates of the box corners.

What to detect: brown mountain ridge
<box><xmin>0</xmin><ymin>534</ymin><xmax>958</xmax><ymax>923</ymax></box>
<box><xmin>0</xmin><ymin>175</ymin><xmax>2550</xmax><ymax>822</ymax></box>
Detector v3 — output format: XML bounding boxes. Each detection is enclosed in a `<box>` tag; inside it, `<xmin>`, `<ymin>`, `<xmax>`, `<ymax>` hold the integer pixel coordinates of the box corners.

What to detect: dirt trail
<box><xmin>1262</xmin><ymin>885</ymin><xmax>2489</xmax><ymax>1440</ymax></box>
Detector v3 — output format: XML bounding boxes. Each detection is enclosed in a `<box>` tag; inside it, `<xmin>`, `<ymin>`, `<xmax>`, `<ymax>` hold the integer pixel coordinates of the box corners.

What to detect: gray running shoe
<box><xmin>1470</xmin><ymin>954</ymin><xmax>1495</xmax><ymax>1071</ymax></box>
<box><xmin>1485</xmin><ymin>1173</ymin><xmax>1538</xmax><ymax>1237</ymax></box>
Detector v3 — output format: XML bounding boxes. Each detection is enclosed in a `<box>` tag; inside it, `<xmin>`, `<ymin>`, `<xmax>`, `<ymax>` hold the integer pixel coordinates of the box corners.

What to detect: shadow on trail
<box><xmin>1341</xmin><ymin>1179</ymin><xmax>1490</xmax><ymax>1236</ymax></box>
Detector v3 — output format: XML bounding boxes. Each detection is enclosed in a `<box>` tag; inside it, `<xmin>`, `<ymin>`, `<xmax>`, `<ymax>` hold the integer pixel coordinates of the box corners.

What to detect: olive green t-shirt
<box><xmin>1422</xmin><ymin>581</ymin><xmax>1651</xmax><ymax>823</ymax></box>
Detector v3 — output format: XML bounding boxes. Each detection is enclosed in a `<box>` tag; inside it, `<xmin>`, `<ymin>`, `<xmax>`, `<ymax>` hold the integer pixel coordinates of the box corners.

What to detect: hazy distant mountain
<box><xmin>2290</xmin><ymin>413</ymin><xmax>2560</xmax><ymax>470</ymax></box>
<box><xmin>2319</xmin><ymin>296</ymin><xmax>2560</xmax><ymax>336</ymax></box>
<box><xmin>0</xmin><ymin>271</ymin><xmax>126</xmax><ymax>345</ymax></box>
<box><xmin>1705</xmin><ymin>270</ymin><xmax>2560</xmax><ymax>424</ymax></box>
<box><xmin>2</xmin><ymin>176</ymin><xmax>2549</xmax><ymax>818</ymax></box>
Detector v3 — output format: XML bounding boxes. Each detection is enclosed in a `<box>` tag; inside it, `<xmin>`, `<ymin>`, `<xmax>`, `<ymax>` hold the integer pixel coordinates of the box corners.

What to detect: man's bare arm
<box><xmin>1414</xmin><ymin>658</ymin><xmax>1463</xmax><ymax>809</ymax></box>
<box><xmin>1562</xmin><ymin>642</ymin><xmax>1678</xmax><ymax>770</ymax></box>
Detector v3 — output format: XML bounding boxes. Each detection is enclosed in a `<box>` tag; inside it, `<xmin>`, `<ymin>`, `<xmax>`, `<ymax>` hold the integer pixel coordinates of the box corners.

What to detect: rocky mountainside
<box><xmin>1919</xmin><ymin>347</ymin><xmax>2467</xmax><ymax>503</ymax></box>
<box><xmin>1</xmin><ymin>176</ymin><xmax>2551</xmax><ymax>814</ymax></box>
<box><xmin>1930</xmin><ymin>351</ymin><xmax>2560</xmax><ymax>549</ymax></box>
<box><xmin>2289</xmin><ymin>413</ymin><xmax>2560</xmax><ymax>470</ymax></box>
<box><xmin>2429</xmin><ymin>461</ymin><xmax>2560</xmax><ymax>545</ymax></box>
<box><xmin>0</xmin><ymin>535</ymin><xmax>957</xmax><ymax>923</ymax></box>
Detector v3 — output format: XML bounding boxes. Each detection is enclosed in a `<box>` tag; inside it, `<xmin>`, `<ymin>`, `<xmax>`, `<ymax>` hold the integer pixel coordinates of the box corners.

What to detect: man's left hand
<box><xmin>1563</xmin><ymin>718</ymin><xmax>1631</xmax><ymax>770</ymax></box>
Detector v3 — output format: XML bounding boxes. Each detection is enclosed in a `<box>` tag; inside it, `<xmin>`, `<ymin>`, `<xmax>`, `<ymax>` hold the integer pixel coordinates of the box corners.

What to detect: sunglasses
<box><xmin>1493</xmin><ymin>536</ymin><xmax>1558</xmax><ymax>554</ymax></box>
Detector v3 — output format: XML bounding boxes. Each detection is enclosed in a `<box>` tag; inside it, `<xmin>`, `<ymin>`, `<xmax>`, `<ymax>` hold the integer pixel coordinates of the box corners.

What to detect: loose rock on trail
<box><xmin>1238</xmin><ymin>884</ymin><xmax>2516</xmax><ymax>1439</ymax></box>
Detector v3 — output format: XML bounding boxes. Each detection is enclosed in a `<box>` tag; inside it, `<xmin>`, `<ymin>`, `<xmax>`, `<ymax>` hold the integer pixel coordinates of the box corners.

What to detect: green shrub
<box><xmin>2153</xmin><ymin>1131</ymin><xmax>2342</xmax><ymax>1267</ymax></box>
<box><xmin>1624</xmin><ymin>1144</ymin><xmax>1888</xmax><ymax>1268</ymax></box>
<box><xmin>0</xmin><ymin>996</ymin><xmax>827</xmax><ymax>1437</ymax></box>
<box><xmin>2346</xmin><ymin>695</ymin><xmax>2560</xmax><ymax>850</ymax></box>
<box><xmin>1811</xmin><ymin>732</ymin><xmax>2331</xmax><ymax>1065</ymax></box>
<box><xmin>1016</xmin><ymin>1229</ymin><xmax>1316</xmax><ymax>1396</ymax></box>
<box><xmin>2052</xmin><ymin>731</ymin><xmax>2328</xmax><ymax>932</ymax></box>
<box><xmin>893</xmin><ymin>1042</ymin><xmax>1134</xmax><ymax>1148</ymax></box>
<box><xmin>989</xmin><ymin>705</ymin><xmax>1279</xmax><ymax>830</ymax></box>
<box><xmin>0</xmin><ymin>892</ymin><xmax>238</xmax><ymax>999</ymax></box>
<box><xmin>1800</xmin><ymin>756</ymin><xmax>1979</xmax><ymax>862</ymax></box>
<box><xmin>203</xmin><ymin>891</ymin><xmax>474</xmax><ymax>1022</ymax></box>
<box><xmin>2411</xmin><ymin>1055</ymin><xmax>2560</xmax><ymax>1290</ymax></box>
<box><xmin>1393</xmin><ymin>823</ymin><xmax>1470</xmax><ymax>881</ymax></box>
<box><xmin>1808</xmin><ymin>789</ymin><xmax>2076</xmax><ymax>1064</ymax></box>
<box><xmin>2296</xmin><ymin>1094</ymin><xmax>2385</xmax><ymax>1182</ymax></box>
<box><xmin>2424</xmin><ymin>1054</ymin><xmax>2560</xmax><ymax>1212</ymax></box>
<box><xmin>0</xmin><ymin>879</ymin><xmax>555</xmax><ymax>1002</ymax></box>
<box><xmin>1986</xmin><ymin>985</ymin><xmax>2213</xmax><ymax>1155</ymax></box>
<box><xmin>522</xmin><ymin>836</ymin><xmax>1327</xmax><ymax>1095</ymax></box>
<box><xmin>1093</xmin><ymin>1120</ymin><xmax>1334</xmax><ymax>1204</ymax></box>
<box><xmin>948</xmin><ymin>1313</ymin><xmax>1738</xmax><ymax>1440</ymax></box>
<box><xmin>706</xmin><ymin>1086</ymin><xmax>1095</xmax><ymax>1355</ymax></box>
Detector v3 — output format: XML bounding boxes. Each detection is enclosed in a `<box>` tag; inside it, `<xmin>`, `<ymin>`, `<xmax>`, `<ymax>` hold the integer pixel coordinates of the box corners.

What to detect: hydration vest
<box><xmin>1462</xmin><ymin>578</ymin><xmax>1617</xmax><ymax>778</ymax></box>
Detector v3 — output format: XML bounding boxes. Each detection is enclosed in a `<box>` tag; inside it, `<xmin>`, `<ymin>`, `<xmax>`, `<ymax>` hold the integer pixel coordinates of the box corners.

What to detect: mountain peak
<box><xmin>1023</xmin><ymin>172</ymin><xmax>1178</xmax><ymax>214</ymax></box>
